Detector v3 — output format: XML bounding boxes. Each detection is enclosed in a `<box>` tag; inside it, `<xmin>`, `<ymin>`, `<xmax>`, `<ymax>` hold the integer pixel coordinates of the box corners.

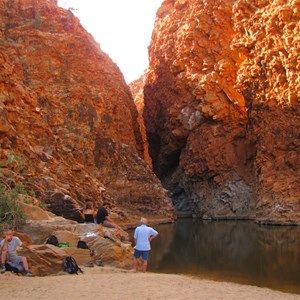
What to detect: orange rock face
<box><xmin>233</xmin><ymin>0</ymin><xmax>300</xmax><ymax>224</ymax></box>
<box><xmin>0</xmin><ymin>0</ymin><xmax>174</xmax><ymax>222</ymax></box>
<box><xmin>143</xmin><ymin>0</ymin><xmax>299</xmax><ymax>223</ymax></box>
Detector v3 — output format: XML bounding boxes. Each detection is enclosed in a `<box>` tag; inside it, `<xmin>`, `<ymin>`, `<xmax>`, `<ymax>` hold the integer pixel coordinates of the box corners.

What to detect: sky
<box><xmin>58</xmin><ymin>0</ymin><xmax>164</xmax><ymax>83</ymax></box>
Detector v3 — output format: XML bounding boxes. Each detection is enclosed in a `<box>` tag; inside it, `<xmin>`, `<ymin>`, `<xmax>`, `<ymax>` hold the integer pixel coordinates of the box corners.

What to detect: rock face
<box><xmin>0</xmin><ymin>0</ymin><xmax>174</xmax><ymax>222</ymax></box>
<box><xmin>143</xmin><ymin>0</ymin><xmax>299</xmax><ymax>223</ymax></box>
<box><xmin>20</xmin><ymin>244</ymin><xmax>67</xmax><ymax>276</ymax></box>
<box><xmin>130</xmin><ymin>73</ymin><xmax>153</xmax><ymax>167</ymax></box>
<box><xmin>233</xmin><ymin>0</ymin><xmax>300</xmax><ymax>223</ymax></box>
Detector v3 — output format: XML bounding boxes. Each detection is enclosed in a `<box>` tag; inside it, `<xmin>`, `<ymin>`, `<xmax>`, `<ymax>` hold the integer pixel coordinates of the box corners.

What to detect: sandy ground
<box><xmin>1</xmin><ymin>266</ymin><xmax>300</xmax><ymax>300</ymax></box>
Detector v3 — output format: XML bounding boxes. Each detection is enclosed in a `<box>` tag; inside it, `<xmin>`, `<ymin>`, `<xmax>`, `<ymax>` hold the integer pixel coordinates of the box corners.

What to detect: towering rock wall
<box><xmin>144</xmin><ymin>0</ymin><xmax>256</xmax><ymax>219</ymax></box>
<box><xmin>0</xmin><ymin>0</ymin><xmax>174</xmax><ymax>222</ymax></box>
<box><xmin>233</xmin><ymin>0</ymin><xmax>300</xmax><ymax>223</ymax></box>
<box><xmin>143</xmin><ymin>0</ymin><xmax>299</xmax><ymax>223</ymax></box>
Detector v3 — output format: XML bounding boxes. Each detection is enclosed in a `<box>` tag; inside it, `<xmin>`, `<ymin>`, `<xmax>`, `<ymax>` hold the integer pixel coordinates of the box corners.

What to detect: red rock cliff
<box><xmin>233</xmin><ymin>0</ymin><xmax>300</xmax><ymax>224</ymax></box>
<box><xmin>143</xmin><ymin>0</ymin><xmax>299</xmax><ymax>223</ymax></box>
<box><xmin>0</xmin><ymin>0</ymin><xmax>174</xmax><ymax>223</ymax></box>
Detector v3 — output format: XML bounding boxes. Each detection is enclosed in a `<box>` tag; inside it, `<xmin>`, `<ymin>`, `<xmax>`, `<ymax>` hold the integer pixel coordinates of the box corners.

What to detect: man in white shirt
<box><xmin>1</xmin><ymin>229</ymin><xmax>35</xmax><ymax>276</ymax></box>
<box><xmin>133</xmin><ymin>217</ymin><xmax>158</xmax><ymax>272</ymax></box>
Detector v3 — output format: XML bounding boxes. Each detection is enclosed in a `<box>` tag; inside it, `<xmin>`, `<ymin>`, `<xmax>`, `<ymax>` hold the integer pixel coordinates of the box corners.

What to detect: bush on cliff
<box><xmin>0</xmin><ymin>154</ymin><xmax>26</xmax><ymax>234</ymax></box>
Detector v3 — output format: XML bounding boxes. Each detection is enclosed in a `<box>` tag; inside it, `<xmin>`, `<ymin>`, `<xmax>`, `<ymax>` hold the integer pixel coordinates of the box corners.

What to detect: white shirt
<box><xmin>134</xmin><ymin>224</ymin><xmax>158</xmax><ymax>251</ymax></box>
<box><xmin>0</xmin><ymin>236</ymin><xmax>22</xmax><ymax>259</ymax></box>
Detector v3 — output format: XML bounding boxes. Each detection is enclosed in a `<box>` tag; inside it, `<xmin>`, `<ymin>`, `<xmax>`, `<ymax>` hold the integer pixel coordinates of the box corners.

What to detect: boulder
<box><xmin>20</xmin><ymin>202</ymin><xmax>51</xmax><ymax>221</ymax></box>
<box><xmin>86</xmin><ymin>235</ymin><xmax>133</xmax><ymax>269</ymax></box>
<box><xmin>20</xmin><ymin>244</ymin><xmax>66</xmax><ymax>276</ymax></box>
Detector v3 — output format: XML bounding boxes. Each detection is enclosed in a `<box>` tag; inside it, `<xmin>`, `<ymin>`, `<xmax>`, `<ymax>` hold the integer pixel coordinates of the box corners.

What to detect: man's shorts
<box><xmin>8</xmin><ymin>256</ymin><xmax>23</xmax><ymax>266</ymax></box>
<box><xmin>6</xmin><ymin>256</ymin><xmax>24</xmax><ymax>272</ymax></box>
<box><xmin>134</xmin><ymin>249</ymin><xmax>150</xmax><ymax>261</ymax></box>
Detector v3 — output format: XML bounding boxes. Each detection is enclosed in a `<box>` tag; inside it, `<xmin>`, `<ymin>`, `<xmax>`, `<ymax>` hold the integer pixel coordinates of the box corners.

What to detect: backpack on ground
<box><xmin>77</xmin><ymin>240</ymin><xmax>89</xmax><ymax>249</ymax></box>
<box><xmin>5</xmin><ymin>262</ymin><xmax>24</xmax><ymax>274</ymax></box>
<box><xmin>63</xmin><ymin>256</ymin><xmax>83</xmax><ymax>275</ymax></box>
<box><xmin>46</xmin><ymin>235</ymin><xmax>59</xmax><ymax>247</ymax></box>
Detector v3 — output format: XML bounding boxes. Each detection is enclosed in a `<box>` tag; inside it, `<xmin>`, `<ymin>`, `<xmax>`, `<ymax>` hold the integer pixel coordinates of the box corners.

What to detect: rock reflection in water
<box><xmin>148</xmin><ymin>219</ymin><xmax>300</xmax><ymax>294</ymax></box>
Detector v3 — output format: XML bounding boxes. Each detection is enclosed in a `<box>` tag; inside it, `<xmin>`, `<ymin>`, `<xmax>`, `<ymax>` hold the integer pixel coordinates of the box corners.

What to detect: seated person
<box><xmin>83</xmin><ymin>202</ymin><xmax>95</xmax><ymax>224</ymax></box>
<box><xmin>96</xmin><ymin>202</ymin><xmax>119</xmax><ymax>229</ymax></box>
<box><xmin>1</xmin><ymin>229</ymin><xmax>35</xmax><ymax>276</ymax></box>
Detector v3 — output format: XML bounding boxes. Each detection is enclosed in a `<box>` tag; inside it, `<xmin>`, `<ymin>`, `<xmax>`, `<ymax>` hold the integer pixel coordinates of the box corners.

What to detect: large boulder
<box><xmin>86</xmin><ymin>235</ymin><xmax>133</xmax><ymax>269</ymax></box>
<box><xmin>20</xmin><ymin>244</ymin><xmax>66</xmax><ymax>276</ymax></box>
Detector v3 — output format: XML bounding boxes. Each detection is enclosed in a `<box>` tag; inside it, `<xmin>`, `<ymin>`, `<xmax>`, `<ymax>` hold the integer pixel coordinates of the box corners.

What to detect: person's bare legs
<box><xmin>1</xmin><ymin>251</ymin><xmax>6</xmax><ymax>272</ymax></box>
<box><xmin>133</xmin><ymin>258</ymin><xmax>138</xmax><ymax>272</ymax></box>
<box><xmin>103</xmin><ymin>220</ymin><xmax>117</xmax><ymax>228</ymax></box>
<box><xmin>103</xmin><ymin>221</ymin><xmax>122</xmax><ymax>237</ymax></box>
<box><xmin>142</xmin><ymin>260</ymin><xmax>148</xmax><ymax>272</ymax></box>
<box><xmin>1</xmin><ymin>251</ymin><xmax>6</xmax><ymax>265</ymax></box>
<box><xmin>21</xmin><ymin>256</ymin><xmax>29</xmax><ymax>271</ymax></box>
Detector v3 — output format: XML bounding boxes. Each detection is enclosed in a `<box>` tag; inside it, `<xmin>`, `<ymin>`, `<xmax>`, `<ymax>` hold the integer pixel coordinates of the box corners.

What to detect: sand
<box><xmin>1</xmin><ymin>266</ymin><xmax>299</xmax><ymax>300</ymax></box>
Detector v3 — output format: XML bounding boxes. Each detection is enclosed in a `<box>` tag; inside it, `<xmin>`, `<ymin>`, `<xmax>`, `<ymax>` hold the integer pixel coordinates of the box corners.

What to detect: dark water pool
<box><xmin>137</xmin><ymin>219</ymin><xmax>300</xmax><ymax>294</ymax></box>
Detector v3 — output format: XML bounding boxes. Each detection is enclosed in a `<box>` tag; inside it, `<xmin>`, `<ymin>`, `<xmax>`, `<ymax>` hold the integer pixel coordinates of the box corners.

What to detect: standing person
<box><xmin>96</xmin><ymin>202</ymin><xmax>119</xmax><ymax>229</ymax></box>
<box><xmin>133</xmin><ymin>217</ymin><xmax>158</xmax><ymax>273</ymax></box>
<box><xmin>1</xmin><ymin>229</ymin><xmax>35</xmax><ymax>276</ymax></box>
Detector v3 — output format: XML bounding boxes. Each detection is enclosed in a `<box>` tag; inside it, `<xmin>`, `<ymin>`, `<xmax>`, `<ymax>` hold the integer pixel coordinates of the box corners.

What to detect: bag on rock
<box><xmin>46</xmin><ymin>235</ymin><xmax>59</xmax><ymax>247</ymax></box>
<box><xmin>58</xmin><ymin>242</ymin><xmax>70</xmax><ymax>248</ymax></box>
<box><xmin>63</xmin><ymin>256</ymin><xmax>83</xmax><ymax>275</ymax></box>
<box><xmin>77</xmin><ymin>240</ymin><xmax>89</xmax><ymax>249</ymax></box>
<box><xmin>77</xmin><ymin>240</ymin><xmax>94</xmax><ymax>257</ymax></box>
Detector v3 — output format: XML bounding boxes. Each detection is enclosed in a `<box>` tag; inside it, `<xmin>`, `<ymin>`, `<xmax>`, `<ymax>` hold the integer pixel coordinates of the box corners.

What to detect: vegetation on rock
<box><xmin>0</xmin><ymin>153</ymin><xmax>27</xmax><ymax>233</ymax></box>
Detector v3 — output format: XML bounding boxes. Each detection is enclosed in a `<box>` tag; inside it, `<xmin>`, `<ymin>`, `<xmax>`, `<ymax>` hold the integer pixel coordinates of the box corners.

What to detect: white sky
<box><xmin>58</xmin><ymin>0</ymin><xmax>164</xmax><ymax>83</ymax></box>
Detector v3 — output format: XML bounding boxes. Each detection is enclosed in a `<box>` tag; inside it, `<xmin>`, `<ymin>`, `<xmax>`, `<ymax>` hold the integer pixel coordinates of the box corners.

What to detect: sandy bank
<box><xmin>1</xmin><ymin>266</ymin><xmax>299</xmax><ymax>300</ymax></box>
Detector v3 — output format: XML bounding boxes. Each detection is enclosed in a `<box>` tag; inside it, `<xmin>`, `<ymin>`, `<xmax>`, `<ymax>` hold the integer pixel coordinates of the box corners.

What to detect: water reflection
<box><xmin>147</xmin><ymin>219</ymin><xmax>300</xmax><ymax>294</ymax></box>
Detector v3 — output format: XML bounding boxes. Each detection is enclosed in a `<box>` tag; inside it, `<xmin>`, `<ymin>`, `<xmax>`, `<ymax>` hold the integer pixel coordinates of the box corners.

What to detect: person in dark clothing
<box><xmin>96</xmin><ymin>202</ymin><xmax>119</xmax><ymax>228</ymax></box>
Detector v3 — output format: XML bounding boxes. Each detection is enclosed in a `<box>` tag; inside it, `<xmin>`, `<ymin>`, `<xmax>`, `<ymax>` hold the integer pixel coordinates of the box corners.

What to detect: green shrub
<box><xmin>0</xmin><ymin>154</ymin><xmax>27</xmax><ymax>234</ymax></box>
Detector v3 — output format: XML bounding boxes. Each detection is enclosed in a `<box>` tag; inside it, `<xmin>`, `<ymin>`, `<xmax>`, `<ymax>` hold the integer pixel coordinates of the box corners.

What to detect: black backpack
<box><xmin>46</xmin><ymin>235</ymin><xmax>59</xmax><ymax>247</ymax></box>
<box><xmin>5</xmin><ymin>262</ymin><xmax>24</xmax><ymax>274</ymax></box>
<box><xmin>63</xmin><ymin>256</ymin><xmax>83</xmax><ymax>275</ymax></box>
<box><xmin>77</xmin><ymin>240</ymin><xmax>89</xmax><ymax>249</ymax></box>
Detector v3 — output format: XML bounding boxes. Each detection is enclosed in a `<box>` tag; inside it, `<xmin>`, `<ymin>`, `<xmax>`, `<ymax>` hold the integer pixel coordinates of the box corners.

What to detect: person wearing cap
<box><xmin>133</xmin><ymin>217</ymin><xmax>158</xmax><ymax>272</ymax></box>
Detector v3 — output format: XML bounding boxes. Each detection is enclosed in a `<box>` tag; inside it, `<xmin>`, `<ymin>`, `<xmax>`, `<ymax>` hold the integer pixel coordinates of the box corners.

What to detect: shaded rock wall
<box><xmin>0</xmin><ymin>0</ymin><xmax>174</xmax><ymax>222</ymax></box>
<box><xmin>143</xmin><ymin>0</ymin><xmax>299</xmax><ymax>223</ymax></box>
<box><xmin>129</xmin><ymin>72</ymin><xmax>153</xmax><ymax>167</ymax></box>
